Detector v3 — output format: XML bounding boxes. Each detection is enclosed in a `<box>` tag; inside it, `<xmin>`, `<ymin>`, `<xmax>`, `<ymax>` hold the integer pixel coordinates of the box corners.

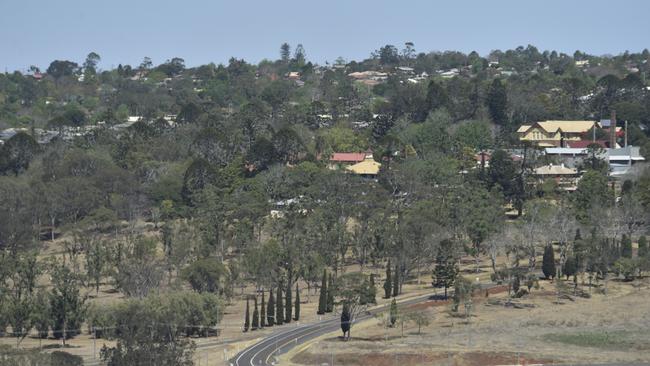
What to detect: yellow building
<box><xmin>517</xmin><ymin>120</ymin><xmax>596</xmax><ymax>147</ymax></box>
<box><xmin>345</xmin><ymin>155</ymin><xmax>382</xmax><ymax>177</ymax></box>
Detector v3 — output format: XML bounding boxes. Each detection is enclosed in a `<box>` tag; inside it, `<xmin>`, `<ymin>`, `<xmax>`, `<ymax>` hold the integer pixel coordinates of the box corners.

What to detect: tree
<box><xmin>267</xmin><ymin>289</ymin><xmax>275</xmax><ymax>326</ymax></box>
<box><xmin>83</xmin><ymin>52</ymin><xmax>101</xmax><ymax>75</ymax></box>
<box><xmin>426</xmin><ymin>80</ymin><xmax>449</xmax><ymax>112</ymax></box>
<box><xmin>49</xmin><ymin>263</ymin><xmax>87</xmax><ymax>345</ymax></box>
<box><xmin>275</xmin><ymin>286</ymin><xmax>284</xmax><ymax>325</ymax></box>
<box><xmin>317</xmin><ymin>269</ymin><xmax>327</xmax><ymax>315</ymax></box>
<box><xmin>433</xmin><ymin>239</ymin><xmax>458</xmax><ymax>298</ymax></box>
<box><xmin>383</xmin><ymin>261</ymin><xmax>392</xmax><ymax>299</ymax></box>
<box><xmin>389</xmin><ymin>298</ymin><xmax>398</xmax><ymax>327</ymax></box>
<box><xmin>340</xmin><ymin>303</ymin><xmax>351</xmax><ymax>340</ymax></box>
<box><xmin>639</xmin><ymin>236</ymin><xmax>648</xmax><ymax>258</ymax></box>
<box><xmin>251</xmin><ymin>296</ymin><xmax>259</xmax><ymax>330</ymax></box>
<box><xmin>563</xmin><ymin>255</ymin><xmax>578</xmax><ymax>280</ymax></box>
<box><xmin>181</xmin><ymin>258</ymin><xmax>226</xmax><ymax>294</ymax></box>
<box><xmin>280</xmin><ymin>43</ymin><xmax>291</xmax><ymax>63</ymax></box>
<box><xmin>486</xmin><ymin>78</ymin><xmax>508</xmax><ymax>126</ymax></box>
<box><xmin>363</xmin><ymin>274</ymin><xmax>377</xmax><ymax>305</ymax></box>
<box><xmin>85</xmin><ymin>237</ymin><xmax>107</xmax><ymax>294</ymax></box>
<box><xmin>100</xmin><ymin>292</ymin><xmax>208</xmax><ymax>365</ymax></box>
<box><xmin>0</xmin><ymin>132</ymin><xmax>39</xmax><ymax>175</ymax></box>
<box><xmin>407</xmin><ymin>310</ymin><xmax>431</xmax><ymax>335</ymax></box>
<box><xmin>260</xmin><ymin>290</ymin><xmax>266</xmax><ymax>328</ymax></box>
<box><xmin>452</xmin><ymin>276</ymin><xmax>474</xmax><ymax>313</ymax></box>
<box><xmin>243</xmin><ymin>297</ymin><xmax>250</xmax><ymax>332</ymax></box>
<box><xmin>542</xmin><ymin>244</ymin><xmax>556</xmax><ymax>279</ymax></box>
<box><xmin>621</xmin><ymin>234</ymin><xmax>633</xmax><ymax>258</ymax></box>
<box><xmin>574</xmin><ymin>170</ymin><xmax>611</xmax><ymax>220</ymax></box>
<box><xmin>294</xmin><ymin>284</ymin><xmax>300</xmax><ymax>321</ymax></box>
<box><xmin>46</xmin><ymin>60</ymin><xmax>78</xmax><ymax>79</ymax></box>
<box><xmin>326</xmin><ymin>274</ymin><xmax>335</xmax><ymax>312</ymax></box>
<box><xmin>333</xmin><ymin>273</ymin><xmax>374</xmax><ymax>339</ymax></box>
<box><xmin>285</xmin><ymin>278</ymin><xmax>292</xmax><ymax>324</ymax></box>
<box><xmin>392</xmin><ymin>263</ymin><xmax>400</xmax><ymax>297</ymax></box>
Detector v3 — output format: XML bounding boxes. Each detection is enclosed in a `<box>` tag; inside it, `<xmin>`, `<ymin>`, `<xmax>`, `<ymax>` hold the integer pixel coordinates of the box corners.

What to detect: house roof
<box><xmin>330</xmin><ymin>152</ymin><xmax>367</xmax><ymax>163</ymax></box>
<box><xmin>535</xmin><ymin>164</ymin><xmax>578</xmax><ymax>175</ymax></box>
<box><xmin>566</xmin><ymin>140</ymin><xmax>609</xmax><ymax>149</ymax></box>
<box><xmin>517</xmin><ymin>120</ymin><xmax>596</xmax><ymax>134</ymax></box>
<box><xmin>346</xmin><ymin>158</ymin><xmax>381</xmax><ymax>175</ymax></box>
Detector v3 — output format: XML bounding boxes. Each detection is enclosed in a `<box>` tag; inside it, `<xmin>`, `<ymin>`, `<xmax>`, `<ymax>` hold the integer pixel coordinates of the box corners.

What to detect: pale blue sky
<box><xmin>1</xmin><ymin>0</ymin><xmax>648</xmax><ymax>72</ymax></box>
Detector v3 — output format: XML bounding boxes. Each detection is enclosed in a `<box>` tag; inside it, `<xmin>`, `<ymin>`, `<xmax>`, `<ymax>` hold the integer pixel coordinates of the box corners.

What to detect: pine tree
<box><xmin>267</xmin><ymin>289</ymin><xmax>275</xmax><ymax>326</ymax></box>
<box><xmin>285</xmin><ymin>279</ymin><xmax>292</xmax><ymax>324</ymax></box>
<box><xmin>486</xmin><ymin>78</ymin><xmax>508</xmax><ymax>126</ymax></box>
<box><xmin>244</xmin><ymin>297</ymin><xmax>250</xmax><ymax>332</ymax></box>
<box><xmin>294</xmin><ymin>284</ymin><xmax>300</xmax><ymax>321</ymax></box>
<box><xmin>251</xmin><ymin>296</ymin><xmax>259</xmax><ymax>330</ymax></box>
<box><xmin>317</xmin><ymin>269</ymin><xmax>327</xmax><ymax>315</ymax></box>
<box><xmin>260</xmin><ymin>290</ymin><xmax>266</xmax><ymax>328</ymax></box>
<box><xmin>639</xmin><ymin>236</ymin><xmax>648</xmax><ymax>258</ymax></box>
<box><xmin>326</xmin><ymin>274</ymin><xmax>334</xmax><ymax>312</ymax></box>
<box><xmin>275</xmin><ymin>286</ymin><xmax>284</xmax><ymax>325</ymax></box>
<box><xmin>621</xmin><ymin>234</ymin><xmax>633</xmax><ymax>258</ymax></box>
<box><xmin>389</xmin><ymin>298</ymin><xmax>398</xmax><ymax>327</ymax></box>
<box><xmin>392</xmin><ymin>263</ymin><xmax>399</xmax><ymax>297</ymax></box>
<box><xmin>383</xmin><ymin>260</ymin><xmax>392</xmax><ymax>299</ymax></box>
<box><xmin>542</xmin><ymin>244</ymin><xmax>556</xmax><ymax>279</ymax></box>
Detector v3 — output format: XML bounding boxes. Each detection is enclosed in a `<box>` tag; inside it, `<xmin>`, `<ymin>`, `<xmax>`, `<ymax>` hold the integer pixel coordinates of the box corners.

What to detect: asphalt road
<box><xmin>230</xmin><ymin>291</ymin><xmax>449</xmax><ymax>366</ymax></box>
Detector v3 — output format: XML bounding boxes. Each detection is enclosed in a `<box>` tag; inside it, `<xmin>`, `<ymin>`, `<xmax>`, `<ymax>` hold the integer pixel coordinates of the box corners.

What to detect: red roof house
<box><xmin>330</xmin><ymin>152</ymin><xmax>367</xmax><ymax>164</ymax></box>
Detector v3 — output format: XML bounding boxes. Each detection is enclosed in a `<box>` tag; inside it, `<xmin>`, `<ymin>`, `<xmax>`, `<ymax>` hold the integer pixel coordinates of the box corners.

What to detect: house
<box><xmin>517</xmin><ymin>120</ymin><xmax>596</xmax><ymax>147</ymax></box>
<box><xmin>533</xmin><ymin>164</ymin><xmax>580</xmax><ymax>191</ymax></box>
<box><xmin>345</xmin><ymin>154</ymin><xmax>381</xmax><ymax>178</ymax></box>
<box><xmin>328</xmin><ymin>152</ymin><xmax>368</xmax><ymax>169</ymax></box>
<box><xmin>608</xmin><ymin>146</ymin><xmax>646</xmax><ymax>176</ymax></box>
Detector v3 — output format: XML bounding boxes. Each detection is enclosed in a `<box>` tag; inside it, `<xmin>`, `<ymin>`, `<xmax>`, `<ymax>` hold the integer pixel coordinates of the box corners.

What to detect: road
<box><xmin>230</xmin><ymin>291</ymin><xmax>450</xmax><ymax>366</ymax></box>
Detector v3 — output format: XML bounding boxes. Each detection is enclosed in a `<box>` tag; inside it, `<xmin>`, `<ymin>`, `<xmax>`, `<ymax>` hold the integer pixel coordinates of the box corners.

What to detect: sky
<box><xmin>1</xmin><ymin>0</ymin><xmax>649</xmax><ymax>72</ymax></box>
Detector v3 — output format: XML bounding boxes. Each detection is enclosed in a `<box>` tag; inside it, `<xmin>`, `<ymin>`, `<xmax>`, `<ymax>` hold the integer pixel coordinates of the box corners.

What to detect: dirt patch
<box><xmin>292</xmin><ymin>349</ymin><xmax>552</xmax><ymax>366</ymax></box>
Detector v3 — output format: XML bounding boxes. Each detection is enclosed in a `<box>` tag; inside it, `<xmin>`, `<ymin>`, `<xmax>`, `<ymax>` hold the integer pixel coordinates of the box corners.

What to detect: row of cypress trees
<box><xmin>244</xmin><ymin>284</ymin><xmax>301</xmax><ymax>332</ymax></box>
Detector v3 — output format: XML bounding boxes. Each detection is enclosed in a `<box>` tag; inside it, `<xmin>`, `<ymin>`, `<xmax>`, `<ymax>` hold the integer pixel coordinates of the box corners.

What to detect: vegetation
<box><xmin>0</xmin><ymin>43</ymin><xmax>649</xmax><ymax>361</ymax></box>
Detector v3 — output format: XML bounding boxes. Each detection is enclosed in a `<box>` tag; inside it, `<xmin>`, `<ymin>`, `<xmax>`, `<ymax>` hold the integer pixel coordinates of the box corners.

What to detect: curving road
<box><xmin>230</xmin><ymin>291</ymin><xmax>449</xmax><ymax>366</ymax></box>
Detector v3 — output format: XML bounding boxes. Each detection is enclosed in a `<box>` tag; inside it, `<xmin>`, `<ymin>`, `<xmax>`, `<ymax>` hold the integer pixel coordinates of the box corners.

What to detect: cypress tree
<box><xmin>389</xmin><ymin>298</ymin><xmax>398</xmax><ymax>327</ymax></box>
<box><xmin>317</xmin><ymin>269</ymin><xmax>327</xmax><ymax>315</ymax></box>
<box><xmin>368</xmin><ymin>274</ymin><xmax>377</xmax><ymax>304</ymax></box>
<box><xmin>260</xmin><ymin>290</ymin><xmax>266</xmax><ymax>328</ymax></box>
<box><xmin>340</xmin><ymin>303</ymin><xmax>351</xmax><ymax>338</ymax></box>
<box><xmin>244</xmin><ymin>297</ymin><xmax>250</xmax><ymax>332</ymax></box>
<box><xmin>542</xmin><ymin>244</ymin><xmax>556</xmax><ymax>279</ymax></box>
<box><xmin>275</xmin><ymin>286</ymin><xmax>284</xmax><ymax>325</ymax></box>
<box><xmin>621</xmin><ymin>234</ymin><xmax>633</xmax><ymax>258</ymax></box>
<box><xmin>383</xmin><ymin>260</ymin><xmax>392</xmax><ymax>299</ymax></box>
<box><xmin>563</xmin><ymin>256</ymin><xmax>577</xmax><ymax>280</ymax></box>
<box><xmin>294</xmin><ymin>284</ymin><xmax>300</xmax><ymax>321</ymax></box>
<box><xmin>285</xmin><ymin>279</ymin><xmax>292</xmax><ymax>324</ymax></box>
<box><xmin>639</xmin><ymin>235</ymin><xmax>648</xmax><ymax>258</ymax></box>
<box><xmin>326</xmin><ymin>274</ymin><xmax>334</xmax><ymax>312</ymax></box>
<box><xmin>267</xmin><ymin>289</ymin><xmax>275</xmax><ymax>326</ymax></box>
<box><xmin>392</xmin><ymin>264</ymin><xmax>399</xmax><ymax>297</ymax></box>
<box><xmin>252</xmin><ymin>296</ymin><xmax>259</xmax><ymax>330</ymax></box>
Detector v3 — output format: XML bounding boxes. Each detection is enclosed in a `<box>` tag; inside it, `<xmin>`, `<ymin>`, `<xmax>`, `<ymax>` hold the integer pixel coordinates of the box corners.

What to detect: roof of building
<box><xmin>535</xmin><ymin>164</ymin><xmax>578</xmax><ymax>175</ymax></box>
<box><xmin>346</xmin><ymin>158</ymin><xmax>381</xmax><ymax>175</ymax></box>
<box><xmin>330</xmin><ymin>152</ymin><xmax>367</xmax><ymax>163</ymax></box>
<box><xmin>517</xmin><ymin>120</ymin><xmax>596</xmax><ymax>134</ymax></box>
<box><xmin>566</xmin><ymin>140</ymin><xmax>609</xmax><ymax>149</ymax></box>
